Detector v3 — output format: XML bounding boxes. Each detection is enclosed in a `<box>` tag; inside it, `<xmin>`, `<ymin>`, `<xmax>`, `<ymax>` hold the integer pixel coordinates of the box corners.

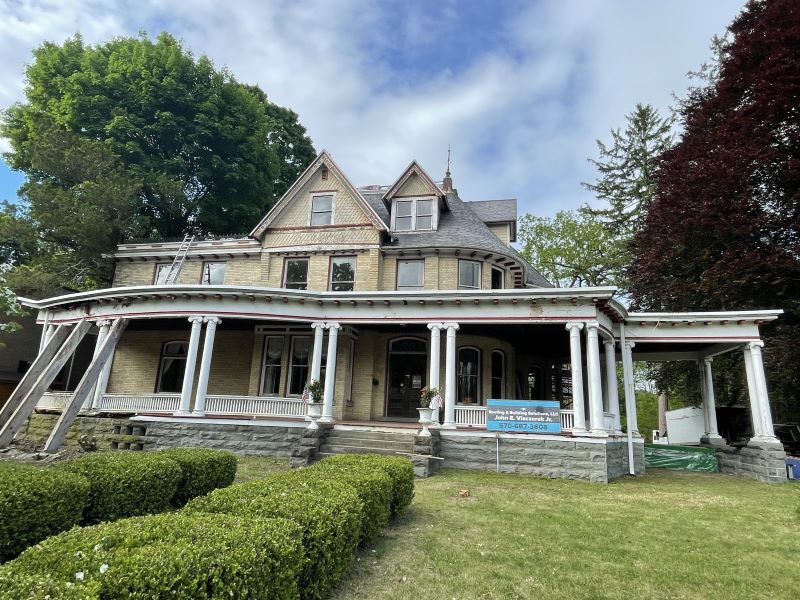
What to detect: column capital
<box><xmin>325</xmin><ymin>322</ymin><xmax>341</xmax><ymax>331</ymax></box>
<box><xmin>747</xmin><ymin>340</ymin><xmax>765</xmax><ymax>351</ymax></box>
<box><xmin>94</xmin><ymin>319</ymin><xmax>112</xmax><ymax>328</ymax></box>
<box><xmin>443</xmin><ymin>322</ymin><xmax>460</xmax><ymax>332</ymax></box>
<box><xmin>565</xmin><ymin>322</ymin><xmax>584</xmax><ymax>332</ymax></box>
<box><xmin>602</xmin><ymin>338</ymin><xmax>616</xmax><ymax>348</ymax></box>
<box><xmin>310</xmin><ymin>321</ymin><xmax>326</xmax><ymax>330</ymax></box>
<box><xmin>703</xmin><ymin>356</ymin><xmax>714</xmax><ymax>365</ymax></box>
<box><xmin>623</xmin><ymin>340</ymin><xmax>635</xmax><ymax>350</ymax></box>
<box><xmin>203</xmin><ymin>316</ymin><xmax>221</xmax><ymax>325</ymax></box>
<box><xmin>427</xmin><ymin>322</ymin><xmax>445</xmax><ymax>331</ymax></box>
<box><xmin>188</xmin><ymin>315</ymin><xmax>205</xmax><ymax>324</ymax></box>
<box><xmin>585</xmin><ymin>321</ymin><xmax>601</xmax><ymax>331</ymax></box>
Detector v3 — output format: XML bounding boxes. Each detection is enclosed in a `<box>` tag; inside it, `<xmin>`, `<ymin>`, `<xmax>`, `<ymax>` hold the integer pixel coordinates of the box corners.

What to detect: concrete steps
<box><xmin>318</xmin><ymin>427</ymin><xmax>416</xmax><ymax>457</ymax></box>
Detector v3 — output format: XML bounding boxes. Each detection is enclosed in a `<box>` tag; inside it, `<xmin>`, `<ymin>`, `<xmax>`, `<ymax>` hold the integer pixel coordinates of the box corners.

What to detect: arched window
<box><xmin>458</xmin><ymin>347</ymin><xmax>481</xmax><ymax>405</ymax></box>
<box><xmin>491</xmin><ymin>350</ymin><xmax>505</xmax><ymax>399</ymax></box>
<box><xmin>156</xmin><ymin>341</ymin><xmax>189</xmax><ymax>393</ymax></box>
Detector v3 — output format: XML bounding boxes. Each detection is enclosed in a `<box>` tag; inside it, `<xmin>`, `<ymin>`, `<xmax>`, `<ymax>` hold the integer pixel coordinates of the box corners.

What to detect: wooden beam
<box><xmin>0</xmin><ymin>320</ymin><xmax>91</xmax><ymax>447</ymax></box>
<box><xmin>43</xmin><ymin>319</ymin><xmax>127</xmax><ymax>452</ymax></box>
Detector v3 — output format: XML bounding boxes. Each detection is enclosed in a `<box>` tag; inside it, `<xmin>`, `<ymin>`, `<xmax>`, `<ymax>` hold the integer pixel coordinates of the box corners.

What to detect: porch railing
<box><xmin>205</xmin><ymin>395</ymin><xmax>306</xmax><ymax>417</ymax></box>
<box><xmin>99</xmin><ymin>394</ymin><xmax>181</xmax><ymax>413</ymax></box>
<box><xmin>453</xmin><ymin>406</ymin><xmax>598</xmax><ymax>433</ymax></box>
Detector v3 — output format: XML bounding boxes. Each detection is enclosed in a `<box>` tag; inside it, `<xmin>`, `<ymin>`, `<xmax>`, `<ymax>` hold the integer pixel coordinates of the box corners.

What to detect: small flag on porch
<box><xmin>430</xmin><ymin>392</ymin><xmax>442</xmax><ymax>410</ymax></box>
<box><xmin>301</xmin><ymin>386</ymin><xmax>310</xmax><ymax>403</ymax></box>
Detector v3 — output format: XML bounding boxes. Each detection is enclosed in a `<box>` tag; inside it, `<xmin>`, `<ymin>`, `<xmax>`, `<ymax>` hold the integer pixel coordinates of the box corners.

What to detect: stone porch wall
<box><xmin>713</xmin><ymin>441</ymin><xmax>788</xmax><ymax>484</ymax></box>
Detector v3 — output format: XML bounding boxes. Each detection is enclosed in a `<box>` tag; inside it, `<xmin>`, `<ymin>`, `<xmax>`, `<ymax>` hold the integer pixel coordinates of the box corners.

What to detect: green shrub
<box><xmin>0</xmin><ymin>513</ymin><xmax>303</xmax><ymax>600</ymax></box>
<box><xmin>0</xmin><ymin>461</ymin><xmax>89</xmax><ymax>562</ymax></box>
<box><xmin>158</xmin><ymin>448</ymin><xmax>237</xmax><ymax>506</ymax></box>
<box><xmin>60</xmin><ymin>452</ymin><xmax>181</xmax><ymax>524</ymax></box>
<box><xmin>318</xmin><ymin>454</ymin><xmax>415</xmax><ymax>517</ymax></box>
<box><xmin>309</xmin><ymin>459</ymin><xmax>393</xmax><ymax>544</ymax></box>
<box><xmin>185</xmin><ymin>470</ymin><xmax>362</xmax><ymax>600</ymax></box>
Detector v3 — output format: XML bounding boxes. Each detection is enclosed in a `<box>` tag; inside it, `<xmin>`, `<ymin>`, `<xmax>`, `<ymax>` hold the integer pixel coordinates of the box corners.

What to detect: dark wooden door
<box><xmin>387</xmin><ymin>353</ymin><xmax>427</xmax><ymax>418</ymax></box>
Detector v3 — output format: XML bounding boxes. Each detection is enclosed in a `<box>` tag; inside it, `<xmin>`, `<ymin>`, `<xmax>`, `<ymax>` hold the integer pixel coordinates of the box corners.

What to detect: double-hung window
<box><xmin>284</xmin><ymin>258</ymin><xmax>309</xmax><ymax>290</ymax></box>
<box><xmin>156</xmin><ymin>341</ymin><xmax>189</xmax><ymax>393</ymax></box>
<box><xmin>310</xmin><ymin>194</ymin><xmax>333</xmax><ymax>226</ymax></box>
<box><xmin>201</xmin><ymin>262</ymin><xmax>226</xmax><ymax>285</ymax></box>
<box><xmin>330</xmin><ymin>256</ymin><xmax>357</xmax><ymax>291</ymax></box>
<box><xmin>458</xmin><ymin>260</ymin><xmax>481</xmax><ymax>290</ymax></box>
<box><xmin>260</xmin><ymin>336</ymin><xmax>284</xmax><ymax>395</ymax></box>
<box><xmin>397</xmin><ymin>260</ymin><xmax>424</xmax><ymax>291</ymax></box>
<box><xmin>392</xmin><ymin>198</ymin><xmax>435</xmax><ymax>231</ymax></box>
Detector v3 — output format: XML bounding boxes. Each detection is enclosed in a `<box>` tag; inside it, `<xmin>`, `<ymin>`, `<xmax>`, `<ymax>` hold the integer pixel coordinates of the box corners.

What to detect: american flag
<box><xmin>301</xmin><ymin>386</ymin><xmax>310</xmax><ymax>403</ymax></box>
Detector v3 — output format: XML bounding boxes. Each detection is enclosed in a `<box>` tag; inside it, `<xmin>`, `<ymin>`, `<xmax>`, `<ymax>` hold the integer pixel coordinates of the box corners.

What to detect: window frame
<box><xmin>200</xmin><ymin>261</ymin><xmax>227</xmax><ymax>285</ymax></box>
<box><xmin>154</xmin><ymin>263</ymin><xmax>172</xmax><ymax>285</ymax></box>
<box><xmin>458</xmin><ymin>259</ymin><xmax>482</xmax><ymax>290</ymax></box>
<box><xmin>329</xmin><ymin>255</ymin><xmax>357</xmax><ymax>292</ymax></box>
<box><xmin>309</xmin><ymin>192</ymin><xmax>334</xmax><ymax>226</ymax></box>
<box><xmin>396</xmin><ymin>259</ymin><xmax>425</xmax><ymax>291</ymax></box>
<box><xmin>155</xmin><ymin>340</ymin><xmax>190</xmax><ymax>393</ymax></box>
<box><xmin>390</xmin><ymin>197</ymin><xmax>437</xmax><ymax>232</ymax></box>
<box><xmin>491</xmin><ymin>350</ymin><xmax>505</xmax><ymax>399</ymax></box>
<box><xmin>286</xmin><ymin>336</ymin><xmax>312</xmax><ymax>397</ymax></box>
<box><xmin>260</xmin><ymin>336</ymin><xmax>285</xmax><ymax>396</ymax></box>
<box><xmin>491</xmin><ymin>266</ymin><xmax>505</xmax><ymax>290</ymax></box>
<box><xmin>283</xmin><ymin>257</ymin><xmax>310</xmax><ymax>290</ymax></box>
<box><xmin>457</xmin><ymin>346</ymin><xmax>482</xmax><ymax>406</ymax></box>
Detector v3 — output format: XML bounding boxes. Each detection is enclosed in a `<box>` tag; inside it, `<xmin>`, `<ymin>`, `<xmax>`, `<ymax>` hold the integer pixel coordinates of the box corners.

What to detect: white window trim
<box><xmin>457</xmin><ymin>346</ymin><xmax>482</xmax><ymax>406</ymax></box>
<box><xmin>329</xmin><ymin>255</ymin><xmax>357</xmax><ymax>291</ymax></box>
<box><xmin>390</xmin><ymin>197</ymin><xmax>437</xmax><ymax>232</ymax></box>
<box><xmin>260</xmin><ymin>336</ymin><xmax>285</xmax><ymax>397</ymax></box>
<box><xmin>286</xmin><ymin>335</ymin><xmax>312</xmax><ymax>397</ymax></box>
<box><xmin>283</xmin><ymin>257</ymin><xmax>310</xmax><ymax>290</ymax></box>
<box><xmin>458</xmin><ymin>259</ymin><xmax>482</xmax><ymax>290</ymax></box>
<box><xmin>200</xmin><ymin>261</ymin><xmax>227</xmax><ymax>285</ymax></box>
<box><xmin>396</xmin><ymin>259</ymin><xmax>425</xmax><ymax>291</ymax></box>
<box><xmin>491</xmin><ymin>266</ymin><xmax>505</xmax><ymax>290</ymax></box>
<box><xmin>491</xmin><ymin>350</ymin><xmax>505</xmax><ymax>399</ymax></box>
<box><xmin>154</xmin><ymin>263</ymin><xmax>171</xmax><ymax>285</ymax></box>
<box><xmin>309</xmin><ymin>192</ymin><xmax>335</xmax><ymax>227</ymax></box>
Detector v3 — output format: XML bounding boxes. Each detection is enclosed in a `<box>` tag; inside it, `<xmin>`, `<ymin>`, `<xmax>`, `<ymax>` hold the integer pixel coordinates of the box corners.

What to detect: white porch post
<box><xmin>85</xmin><ymin>320</ymin><xmax>111</xmax><ymax>410</ymax></box>
<box><xmin>698</xmin><ymin>359</ymin><xmax>711</xmax><ymax>436</ymax></box>
<box><xmin>320</xmin><ymin>323</ymin><xmax>340</xmax><ymax>424</ymax></box>
<box><xmin>427</xmin><ymin>322</ymin><xmax>443</xmax><ymax>425</ymax></box>
<box><xmin>603</xmin><ymin>338</ymin><xmax>622</xmax><ymax>433</ymax></box>
<box><xmin>621</xmin><ymin>340</ymin><xmax>639</xmax><ymax>436</ymax></box>
<box><xmin>743</xmin><ymin>343</ymin><xmax>764</xmax><ymax>438</ymax></box>
<box><xmin>565</xmin><ymin>322</ymin><xmax>587</xmax><ymax>434</ymax></box>
<box><xmin>748</xmin><ymin>341</ymin><xmax>779</xmax><ymax>442</ymax></box>
<box><xmin>309</xmin><ymin>322</ymin><xmax>326</xmax><ymax>385</ymax></box>
<box><xmin>442</xmin><ymin>322</ymin><xmax>459</xmax><ymax>429</ymax></box>
<box><xmin>702</xmin><ymin>358</ymin><xmax>724</xmax><ymax>444</ymax></box>
<box><xmin>585</xmin><ymin>322</ymin><xmax>606</xmax><ymax>436</ymax></box>
<box><xmin>176</xmin><ymin>316</ymin><xmax>204</xmax><ymax>415</ymax></box>
<box><xmin>192</xmin><ymin>316</ymin><xmax>220</xmax><ymax>416</ymax></box>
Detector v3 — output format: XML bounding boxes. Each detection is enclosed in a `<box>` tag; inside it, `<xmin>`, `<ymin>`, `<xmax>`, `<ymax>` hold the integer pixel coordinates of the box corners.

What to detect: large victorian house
<box><xmin>0</xmin><ymin>151</ymin><xmax>787</xmax><ymax>482</ymax></box>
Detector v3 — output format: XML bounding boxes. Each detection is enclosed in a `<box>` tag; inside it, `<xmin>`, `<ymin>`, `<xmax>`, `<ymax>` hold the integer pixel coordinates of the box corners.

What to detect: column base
<box><xmin>747</xmin><ymin>435</ymin><xmax>782</xmax><ymax>449</ymax></box>
<box><xmin>588</xmin><ymin>429</ymin><xmax>609</xmax><ymax>438</ymax></box>
<box><xmin>173</xmin><ymin>410</ymin><xmax>191</xmax><ymax>417</ymax></box>
<box><xmin>441</xmin><ymin>422</ymin><xmax>457</xmax><ymax>430</ymax></box>
<box><xmin>191</xmin><ymin>410</ymin><xmax>205</xmax><ymax>417</ymax></box>
<box><xmin>317</xmin><ymin>416</ymin><xmax>334</xmax><ymax>424</ymax></box>
<box><xmin>570</xmin><ymin>428</ymin><xmax>589</xmax><ymax>436</ymax></box>
<box><xmin>700</xmin><ymin>434</ymin><xmax>726</xmax><ymax>446</ymax></box>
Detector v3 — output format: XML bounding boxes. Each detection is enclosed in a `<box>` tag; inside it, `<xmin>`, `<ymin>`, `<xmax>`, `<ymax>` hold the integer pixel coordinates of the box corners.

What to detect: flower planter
<box><xmin>307</xmin><ymin>401</ymin><xmax>323</xmax><ymax>430</ymax></box>
<box><xmin>417</xmin><ymin>406</ymin><xmax>433</xmax><ymax>437</ymax></box>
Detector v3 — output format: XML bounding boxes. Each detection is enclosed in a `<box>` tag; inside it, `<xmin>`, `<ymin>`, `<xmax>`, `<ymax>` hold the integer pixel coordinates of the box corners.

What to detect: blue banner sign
<box><xmin>486</xmin><ymin>400</ymin><xmax>562</xmax><ymax>433</ymax></box>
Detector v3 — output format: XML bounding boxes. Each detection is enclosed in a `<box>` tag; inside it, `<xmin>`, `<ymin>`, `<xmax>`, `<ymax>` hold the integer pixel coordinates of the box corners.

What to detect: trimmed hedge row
<box><xmin>158</xmin><ymin>448</ymin><xmax>238</xmax><ymax>507</ymax></box>
<box><xmin>0</xmin><ymin>513</ymin><xmax>303</xmax><ymax>599</ymax></box>
<box><xmin>0</xmin><ymin>461</ymin><xmax>90</xmax><ymax>563</ymax></box>
<box><xmin>185</xmin><ymin>471</ymin><xmax>363</xmax><ymax>600</ymax></box>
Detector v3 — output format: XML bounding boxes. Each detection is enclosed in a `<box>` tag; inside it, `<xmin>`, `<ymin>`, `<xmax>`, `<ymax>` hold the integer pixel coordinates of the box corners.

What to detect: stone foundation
<box><xmin>714</xmin><ymin>440</ymin><xmax>787</xmax><ymax>484</ymax></box>
<box><xmin>439</xmin><ymin>431</ymin><xmax>645</xmax><ymax>483</ymax></box>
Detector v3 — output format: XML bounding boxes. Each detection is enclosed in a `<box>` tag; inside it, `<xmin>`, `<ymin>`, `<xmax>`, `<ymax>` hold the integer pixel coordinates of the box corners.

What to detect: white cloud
<box><xmin>0</xmin><ymin>0</ymin><xmax>747</xmax><ymax>216</ymax></box>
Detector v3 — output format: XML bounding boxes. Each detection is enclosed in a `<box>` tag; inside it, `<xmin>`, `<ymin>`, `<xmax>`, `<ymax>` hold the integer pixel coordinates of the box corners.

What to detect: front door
<box><xmin>386</xmin><ymin>338</ymin><xmax>427</xmax><ymax>418</ymax></box>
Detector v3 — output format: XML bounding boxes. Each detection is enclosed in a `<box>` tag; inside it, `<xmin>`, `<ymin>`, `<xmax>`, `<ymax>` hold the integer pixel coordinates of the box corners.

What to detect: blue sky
<box><xmin>0</xmin><ymin>0</ymin><xmax>746</xmax><ymax>217</ymax></box>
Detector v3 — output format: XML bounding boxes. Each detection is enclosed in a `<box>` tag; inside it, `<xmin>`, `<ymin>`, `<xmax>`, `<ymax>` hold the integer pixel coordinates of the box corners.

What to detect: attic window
<box><xmin>392</xmin><ymin>197</ymin><xmax>436</xmax><ymax>232</ymax></box>
<box><xmin>310</xmin><ymin>194</ymin><xmax>333</xmax><ymax>226</ymax></box>
<box><xmin>321</xmin><ymin>166</ymin><xmax>329</xmax><ymax>180</ymax></box>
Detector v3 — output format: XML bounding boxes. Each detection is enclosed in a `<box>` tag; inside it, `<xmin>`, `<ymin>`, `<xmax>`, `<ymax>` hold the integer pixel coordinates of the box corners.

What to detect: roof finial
<box><xmin>443</xmin><ymin>145</ymin><xmax>453</xmax><ymax>193</ymax></box>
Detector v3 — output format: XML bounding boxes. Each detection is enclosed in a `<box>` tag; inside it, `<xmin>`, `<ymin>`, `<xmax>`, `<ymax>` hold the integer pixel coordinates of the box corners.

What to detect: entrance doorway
<box><xmin>386</xmin><ymin>338</ymin><xmax>427</xmax><ymax>418</ymax></box>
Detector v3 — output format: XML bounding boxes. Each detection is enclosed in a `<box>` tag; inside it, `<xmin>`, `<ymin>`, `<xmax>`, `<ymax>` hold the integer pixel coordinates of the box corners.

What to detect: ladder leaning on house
<box><xmin>160</xmin><ymin>235</ymin><xmax>194</xmax><ymax>285</ymax></box>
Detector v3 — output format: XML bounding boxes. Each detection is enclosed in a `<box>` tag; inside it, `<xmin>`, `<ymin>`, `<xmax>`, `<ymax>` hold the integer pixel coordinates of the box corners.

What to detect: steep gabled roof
<box><xmin>249</xmin><ymin>150</ymin><xmax>388</xmax><ymax>239</ymax></box>
<box><xmin>381</xmin><ymin>160</ymin><xmax>445</xmax><ymax>209</ymax></box>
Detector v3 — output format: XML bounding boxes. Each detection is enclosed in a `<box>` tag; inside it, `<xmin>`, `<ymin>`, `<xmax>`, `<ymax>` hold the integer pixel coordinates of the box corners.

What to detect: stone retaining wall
<box><xmin>714</xmin><ymin>441</ymin><xmax>787</xmax><ymax>484</ymax></box>
<box><xmin>439</xmin><ymin>431</ymin><xmax>645</xmax><ymax>483</ymax></box>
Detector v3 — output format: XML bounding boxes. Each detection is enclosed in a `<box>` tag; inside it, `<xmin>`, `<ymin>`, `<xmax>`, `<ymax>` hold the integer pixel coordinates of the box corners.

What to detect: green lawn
<box><xmin>233</xmin><ymin>455</ymin><xmax>290</xmax><ymax>483</ymax></box>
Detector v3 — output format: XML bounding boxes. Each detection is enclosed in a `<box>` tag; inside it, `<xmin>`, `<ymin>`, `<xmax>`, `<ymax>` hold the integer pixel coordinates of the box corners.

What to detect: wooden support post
<box><xmin>0</xmin><ymin>320</ymin><xmax>91</xmax><ymax>448</ymax></box>
<box><xmin>0</xmin><ymin>325</ymin><xmax>72</xmax><ymax>428</ymax></box>
<box><xmin>44</xmin><ymin>319</ymin><xmax>127</xmax><ymax>452</ymax></box>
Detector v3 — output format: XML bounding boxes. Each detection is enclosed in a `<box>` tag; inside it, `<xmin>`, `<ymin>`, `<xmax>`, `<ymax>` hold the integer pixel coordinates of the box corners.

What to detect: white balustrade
<box><xmin>37</xmin><ymin>392</ymin><xmax>73</xmax><ymax>410</ymax></box>
<box><xmin>560</xmin><ymin>409</ymin><xmax>575</xmax><ymax>431</ymax></box>
<box><xmin>99</xmin><ymin>394</ymin><xmax>181</xmax><ymax>413</ymax></box>
<box><xmin>454</xmin><ymin>405</ymin><xmax>488</xmax><ymax>426</ymax></box>
<box><xmin>205</xmin><ymin>395</ymin><xmax>306</xmax><ymax>417</ymax></box>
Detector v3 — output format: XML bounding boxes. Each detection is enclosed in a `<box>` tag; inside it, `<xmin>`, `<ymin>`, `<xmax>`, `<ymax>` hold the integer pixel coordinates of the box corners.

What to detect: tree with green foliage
<box><xmin>2</xmin><ymin>32</ymin><xmax>315</xmax><ymax>293</ymax></box>
<box><xmin>0</xmin><ymin>262</ymin><xmax>23</xmax><ymax>346</ymax></box>
<box><xmin>518</xmin><ymin>210</ymin><xmax>625</xmax><ymax>288</ymax></box>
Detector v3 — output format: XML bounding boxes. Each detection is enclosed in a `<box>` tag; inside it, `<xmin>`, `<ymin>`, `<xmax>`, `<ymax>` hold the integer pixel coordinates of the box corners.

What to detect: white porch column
<box><xmin>702</xmin><ymin>358</ymin><xmax>724</xmax><ymax>444</ymax></box>
<box><xmin>427</xmin><ymin>322</ymin><xmax>443</xmax><ymax>425</ymax></box>
<box><xmin>748</xmin><ymin>341</ymin><xmax>779</xmax><ymax>442</ymax></box>
<box><xmin>621</xmin><ymin>340</ymin><xmax>639</xmax><ymax>436</ymax></box>
<box><xmin>309</xmin><ymin>322</ymin><xmax>326</xmax><ymax>385</ymax></box>
<box><xmin>192</xmin><ymin>316</ymin><xmax>220</xmax><ymax>416</ymax></box>
<box><xmin>85</xmin><ymin>320</ymin><xmax>111</xmax><ymax>410</ymax></box>
<box><xmin>175</xmin><ymin>316</ymin><xmax>204</xmax><ymax>415</ymax></box>
<box><xmin>320</xmin><ymin>323</ymin><xmax>340</xmax><ymax>424</ymax></box>
<box><xmin>442</xmin><ymin>322</ymin><xmax>459</xmax><ymax>429</ymax></box>
<box><xmin>565</xmin><ymin>322</ymin><xmax>587</xmax><ymax>434</ymax></box>
<box><xmin>698</xmin><ymin>359</ymin><xmax>711</xmax><ymax>436</ymax></box>
<box><xmin>743</xmin><ymin>344</ymin><xmax>764</xmax><ymax>438</ymax></box>
<box><xmin>603</xmin><ymin>338</ymin><xmax>622</xmax><ymax>433</ymax></box>
<box><xmin>585</xmin><ymin>322</ymin><xmax>606</xmax><ymax>436</ymax></box>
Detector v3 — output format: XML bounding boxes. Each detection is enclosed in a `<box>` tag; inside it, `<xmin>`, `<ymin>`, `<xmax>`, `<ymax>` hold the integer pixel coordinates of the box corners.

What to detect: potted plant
<box><xmin>417</xmin><ymin>387</ymin><xmax>440</xmax><ymax>437</ymax></box>
<box><xmin>305</xmin><ymin>379</ymin><xmax>324</xmax><ymax>428</ymax></box>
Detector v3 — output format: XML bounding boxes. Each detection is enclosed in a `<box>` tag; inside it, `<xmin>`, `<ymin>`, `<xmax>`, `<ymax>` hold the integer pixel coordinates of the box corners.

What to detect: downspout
<box><xmin>619</xmin><ymin>321</ymin><xmax>636</xmax><ymax>476</ymax></box>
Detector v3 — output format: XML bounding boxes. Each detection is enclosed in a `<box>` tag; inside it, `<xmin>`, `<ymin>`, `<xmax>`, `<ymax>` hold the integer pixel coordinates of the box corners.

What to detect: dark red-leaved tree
<box><xmin>630</xmin><ymin>0</ymin><xmax>800</xmax><ymax>422</ymax></box>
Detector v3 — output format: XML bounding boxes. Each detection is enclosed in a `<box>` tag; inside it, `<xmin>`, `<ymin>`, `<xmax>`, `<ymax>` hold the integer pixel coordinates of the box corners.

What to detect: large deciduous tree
<box><xmin>2</xmin><ymin>32</ymin><xmax>315</xmax><ymax>291</ymax></box>
<box><xmin>630</xmin><ymin>0</ymin><xmax>800</xmax><ymax>421</ymax></box>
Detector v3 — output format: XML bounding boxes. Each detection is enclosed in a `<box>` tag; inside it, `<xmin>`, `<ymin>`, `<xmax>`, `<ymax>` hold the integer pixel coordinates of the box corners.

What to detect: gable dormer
<box><xmin>382</xmin><ymin>161</ymin><xmax>446</xmax><ymax>233</ymax></box>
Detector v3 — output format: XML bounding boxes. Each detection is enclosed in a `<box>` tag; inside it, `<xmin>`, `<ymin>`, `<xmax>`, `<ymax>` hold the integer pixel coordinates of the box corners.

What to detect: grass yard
<box><xmin>328</xmin><ymin>468</ymin><xmax>799</xmax><ymax>600</ymax></box>
<box><xmin>233</xmin><ymin>455</ymin><xmax>290</xmax><ymax>483</ymax></box>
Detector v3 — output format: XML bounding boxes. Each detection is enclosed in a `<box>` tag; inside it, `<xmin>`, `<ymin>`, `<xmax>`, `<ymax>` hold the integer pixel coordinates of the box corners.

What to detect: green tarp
<box><xmin>644</xmin><ymin>444</ymin><xmax>719</xmax><ymax>472</ymax></box>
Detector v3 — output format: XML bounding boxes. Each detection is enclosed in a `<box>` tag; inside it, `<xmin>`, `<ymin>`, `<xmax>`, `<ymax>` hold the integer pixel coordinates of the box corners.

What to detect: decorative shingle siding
<box><xmin>395</xmin><ymin>172</ymin><xmax>436</xmax><ymax>197</ymax></box>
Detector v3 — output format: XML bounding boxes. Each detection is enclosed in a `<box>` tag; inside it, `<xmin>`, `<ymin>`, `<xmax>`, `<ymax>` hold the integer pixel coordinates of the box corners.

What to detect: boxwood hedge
<box><xmin>318</xmin><ymin>454</ymin><xmax>415</xmax><ymax>517</ymax></box>
<box><xmin>309</xmin><ymin>460</ymin><xmax>393</xmax><ymax>544</ymax></box>
<box><xmin>0</xmin><ymin>513</ymin><xmax>303</xmax><ymax>600</ymax></box>
<box><xmin>158</xmin><ymin>448</ymin><xmax>237</xmax><ymax>506</ymax></box>
<box><xmin>184</xmin><ymin>470</ymin><xmax>363</xmax><ymax>600</ymax></box>
<box><xmin>60</xmin><ymin>452</ymin><xmax>181</xmax><ymax>524</ymax></box>
<box><xmin>0</xmin><ymin>461</ymin><xmax>90</xmax><ymax>563</ymax></box>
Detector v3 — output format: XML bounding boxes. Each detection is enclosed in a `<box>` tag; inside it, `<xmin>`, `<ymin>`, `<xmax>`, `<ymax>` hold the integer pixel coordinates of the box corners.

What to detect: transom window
<box><xmin>201</xmin><ymin>262</ymin><xmax>226</xmax><ymax>285</ymax></box>
<box><xmin>260</xmin><ymin>336</ymin><xmax>284</xmax><ymax>395</ymax></box>
<box><xmin>156</xmin><ymin>341</ymin><xmax>189</xmax><ymax>393</ymax></box>
<box><xmin>458</xmin><ymin>347</ymin><xmax>481</xmax><ymax>405</ymax></box>
<box><xmin>284</xmin><ymin>258</ymin><xmax>309</xmax><ymax>290</ymax></box>
<box><xmin>458</xmin><ymin>260</ymin><xmax>481</xmax><ymax>290</ymax></box>
<box><xmin>392</xmin><ymin>198</ymin><xmax>435</xmax><ymax>231</ymax></box>
<box><xmin>310</xmin><ymin>194</ymin><xmax>333</xmax><ymax>226</ymax></box>
<box><xmin>330</xmin><ymin>256</ymin><xmax>357</xmax><ymax>291</ymax></box>
<box><xmin>396</xmin><ymin>260</ymin><xmax>424</xmax><ymax>291</ymax></box>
